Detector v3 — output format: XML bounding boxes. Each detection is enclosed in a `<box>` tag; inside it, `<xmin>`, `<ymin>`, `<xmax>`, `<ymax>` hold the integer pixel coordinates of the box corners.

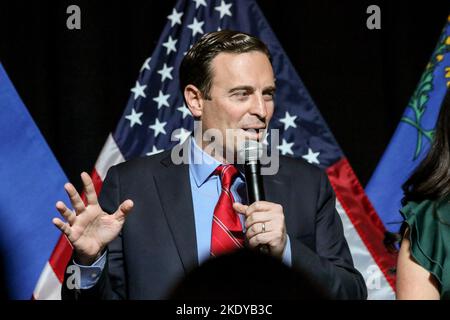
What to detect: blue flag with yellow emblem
<box><xmin>366</xmin><ymin>15</ymin><xmax>450</xmax><ymax>233</ymax></box>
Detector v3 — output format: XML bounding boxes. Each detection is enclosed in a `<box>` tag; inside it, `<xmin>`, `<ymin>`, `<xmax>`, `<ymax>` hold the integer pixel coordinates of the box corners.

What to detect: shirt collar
<box><xmin>190</xmin><ymin>137</ymin><xmax>221</xmax><ymax>188</ymax></box>
<box><xmin>189</xmin><ymin>136</ymin><xmax>244</xmax><ymax>188</ymax></box>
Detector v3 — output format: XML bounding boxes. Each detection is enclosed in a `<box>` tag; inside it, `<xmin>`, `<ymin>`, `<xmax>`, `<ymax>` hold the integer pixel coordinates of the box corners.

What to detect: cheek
<box><xmin>203</xmin><ymin>104</ymin><xmax>240</xmax><ymax>130</ymax></box>
<box><xmin>224</xmin><ymin>106</ymin><xmax>248</xmax><ymax>126</ymax></box>
<box><xmin>266</xmin><ymin>102</ymin><xmax>275</xmax><ymax>119</ymax></box>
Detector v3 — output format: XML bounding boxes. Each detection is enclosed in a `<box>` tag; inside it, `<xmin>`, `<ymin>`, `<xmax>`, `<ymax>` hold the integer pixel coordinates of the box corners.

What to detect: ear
<box><xmin>184</xmin><ymin>84</ymin><xmax>204</xmax><ymax>118</ymax></box>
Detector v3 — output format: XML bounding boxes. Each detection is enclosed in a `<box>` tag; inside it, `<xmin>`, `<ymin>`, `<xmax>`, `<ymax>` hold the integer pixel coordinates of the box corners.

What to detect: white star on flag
<box><xmin>277</xmin><ymin>138</ymin><xmax>294</xmax><ymax>156</ymax></box>
<box><xmin>187</xmin><ymin>18</ymin><xmax>204</xmax><ymax>37</ymax></box>
<box><xmin>174</xmin><ymin>127</ymin><xmax>192</xmax><ymax>143</ymax></box>
<box><xmin>193</xmin><ymin>0</ymin><xmax>207</xmax><ymax>9</ymax></box>
<box><xmin>162</xmin><ymin>36</ymin><xmax>178</xmax><ymax>55</ymax></box>
<box><xmin>279</xmin><ymin>111</ymin><xmax>298</xmax><ymax>131</ymax></box>
<box><xmin>146</xmin><ymin>146</ymin><xmax>164</xmax><ymax>156</ymax></box>
<box><xmin>124</xmin><ymin>108</ymin><xmax>143</xmax><ymax>128</ymax></box>
<box><xmin>130</xmin><ymin>81</ymin><xmax>147</xmax><ymax>100</ymax></box>
<box><xmin>140</xmin><ymin>57</ymin><xmax>151</xmax><ymax>72</ymax></box>
<box><xmin>177</xmin><ymin>103</ymin><xmax>191</xmax><ymax>119</ymax></box>
<box><xmin>302</xmin><ymin>148</ymin><xmax>320</xmax><ymax>165</ymax></box>
<box><xmin>149</xmin><ymin>118</ymin><xmax>167</xmax><ymax>137</ymax></box>
<box><xmin>153</xmin><ymin>90</ymin><xmax>170</xmax><ymax>109</ymax></box>
<box><xmin>157</xmin><ymin>63</ymin><xmax>174</xmax><ymax>82</ymax></box>
<box><xmin>214</xmin><ymin>0</ymin><xmax>232</xmax><ymax>19</ymax></box>
<box><xmin>167</xmin><ymin>8</ymin><xmax>183</xmax><ymax>27</ymax></box>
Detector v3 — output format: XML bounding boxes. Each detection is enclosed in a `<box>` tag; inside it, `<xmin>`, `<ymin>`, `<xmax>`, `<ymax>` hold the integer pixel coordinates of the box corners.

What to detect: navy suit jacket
<box><xmin>62</xmin><ymin>150</ymin><xmax>367</xmax><ymax>299</ymax></box>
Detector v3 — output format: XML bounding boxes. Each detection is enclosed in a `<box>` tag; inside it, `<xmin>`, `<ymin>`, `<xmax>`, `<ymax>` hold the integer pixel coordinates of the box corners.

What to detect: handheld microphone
<box><xmin>241</xmin><ymin>140</ymin><xmax>269</xmax><ymax>254</ymax></box>
<box><xmin>242</xmin><ymin>140</ymin><xmax>265</xmax><ymax>203</ymax></box>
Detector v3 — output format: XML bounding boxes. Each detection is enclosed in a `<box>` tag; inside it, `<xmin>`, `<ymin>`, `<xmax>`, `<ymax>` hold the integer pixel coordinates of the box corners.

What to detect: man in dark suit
<box><xmin>54</xmin><ymin>30</ymin><xmax>367</xmax><ymax>299</ymax></box>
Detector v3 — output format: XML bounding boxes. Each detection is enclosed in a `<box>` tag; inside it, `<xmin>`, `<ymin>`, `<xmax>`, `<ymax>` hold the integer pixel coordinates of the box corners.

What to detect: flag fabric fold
<box><xmin>0</xmin><ymin>63</ymin><xmax>71</xmax><ymax>299</ymax></box>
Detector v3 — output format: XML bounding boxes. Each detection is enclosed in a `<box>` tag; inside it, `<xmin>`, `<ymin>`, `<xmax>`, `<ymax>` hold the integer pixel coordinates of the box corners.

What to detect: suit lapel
<box><xmin>153</xmin><ymin>151</ymin><xmax>198</xmax><ymax>272</ymax></box>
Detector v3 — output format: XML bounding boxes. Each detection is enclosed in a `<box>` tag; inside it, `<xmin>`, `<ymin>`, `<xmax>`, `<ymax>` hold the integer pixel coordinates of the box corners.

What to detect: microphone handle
<box><xmin>244</xmin><ymin>162</ymin><xmax>265</xmax><ymax>203</ymax></box>
<box><xmin>244</xmin><ymin>162</ymin><xmax>269</xmax><ymax>254</ymax></box>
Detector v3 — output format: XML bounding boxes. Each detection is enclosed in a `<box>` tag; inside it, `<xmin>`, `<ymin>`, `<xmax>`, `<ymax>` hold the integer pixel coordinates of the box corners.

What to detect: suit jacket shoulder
<box><xmin>110</xmin><ymin>150</ymin><xmax>173</xmax><ymax>175</ymax></box>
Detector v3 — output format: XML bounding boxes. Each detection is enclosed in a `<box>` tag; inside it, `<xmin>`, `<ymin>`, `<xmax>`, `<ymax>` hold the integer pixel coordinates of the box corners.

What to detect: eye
<box><xmin>232</xmin><ymin>90</ymin><xmax>250</xmax><ymax>100</ymax></box>
<box><xmin>263</xmin><ymin>91</ymin><xmax>275</xmax><ymax>101</ymax></box>
<box><xmin>234</xmin><ymin>90</ymin><xmax>249</xmax><ymax>97</ymax></box>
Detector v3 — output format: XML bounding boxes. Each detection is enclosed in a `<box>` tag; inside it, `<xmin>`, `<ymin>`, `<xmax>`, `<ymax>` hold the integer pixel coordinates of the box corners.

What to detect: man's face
<box><xmin>200</xmin><ymin>51</ymin><xmax>275</xmax><ymax>157</ymax></box>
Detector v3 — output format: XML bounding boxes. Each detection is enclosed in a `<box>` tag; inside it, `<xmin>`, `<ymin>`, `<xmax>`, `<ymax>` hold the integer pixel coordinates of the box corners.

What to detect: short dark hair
<box><xmin>179</xmin><ymin>30</ymin><xmax>271</xmax><ymax>99</ymax></box>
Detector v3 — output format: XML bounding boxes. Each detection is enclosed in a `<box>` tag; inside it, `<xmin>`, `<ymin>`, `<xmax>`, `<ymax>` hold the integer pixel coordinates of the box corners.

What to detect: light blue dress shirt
<box><xmin>76</xmin><ymin>137</ymin><xmax>291</xmax><ymax>289</ymax></box>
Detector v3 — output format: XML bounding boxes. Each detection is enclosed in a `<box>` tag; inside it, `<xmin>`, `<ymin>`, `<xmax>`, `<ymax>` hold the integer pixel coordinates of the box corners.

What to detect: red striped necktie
<box><xmin>210</xmin><ymin>164</ymin><xmax>245</xmax><ymax>257</ymax></box>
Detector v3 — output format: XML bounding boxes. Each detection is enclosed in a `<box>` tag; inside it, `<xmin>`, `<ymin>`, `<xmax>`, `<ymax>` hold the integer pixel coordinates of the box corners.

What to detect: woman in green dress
<box><xmin>396</xmin><ymin>90</ymin><xmax>450</xmax><ymax>299</ymax></box>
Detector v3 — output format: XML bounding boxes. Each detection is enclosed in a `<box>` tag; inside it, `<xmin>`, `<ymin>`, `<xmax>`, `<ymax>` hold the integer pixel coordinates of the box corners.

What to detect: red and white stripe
<box><xmin>327</xmin><ymin>158</ymin><xmax>396</xmax><ymax>299</ymax></box>
<box><xmin>33</xmin><ymin>134</ymin><xmax>125</xmax><ymax>300</ymax></box>
<box><xmin>211</xmin><ymin>216</ymin><xmax>244</xmax><ymax>250</ymax></box>
<box><xmin>33</xmin><ymin>137</ymin><xmax>396</xmax><ymax>299</ymax></box>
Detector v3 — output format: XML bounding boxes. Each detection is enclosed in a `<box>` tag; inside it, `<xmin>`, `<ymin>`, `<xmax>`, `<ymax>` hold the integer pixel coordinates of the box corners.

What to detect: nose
<box><xmin>250</xmin><ymin>93</ymin><xmax>268</xmax><ymax>120</ymax></box>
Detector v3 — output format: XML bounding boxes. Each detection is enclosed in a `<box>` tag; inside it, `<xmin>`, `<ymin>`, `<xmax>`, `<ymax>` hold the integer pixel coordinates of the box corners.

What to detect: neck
<box><xmin>194</xmin><ymin>134</ymin><xmax>235</xmax><ymax>165</ymax></box>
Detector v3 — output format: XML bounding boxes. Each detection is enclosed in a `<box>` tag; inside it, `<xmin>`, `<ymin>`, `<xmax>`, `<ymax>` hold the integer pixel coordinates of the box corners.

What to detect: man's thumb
<box><xmin>233</xmin><ymin>202</ymin><xmax>248</xmax><ymax>215</ymax></box>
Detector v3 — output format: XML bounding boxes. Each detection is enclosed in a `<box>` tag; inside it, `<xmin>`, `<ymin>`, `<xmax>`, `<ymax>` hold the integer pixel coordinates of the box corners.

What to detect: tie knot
<box><xmin>214</xmin><ymin>165</ymin><xmax>239</xmax><ymax>188</ymax></box>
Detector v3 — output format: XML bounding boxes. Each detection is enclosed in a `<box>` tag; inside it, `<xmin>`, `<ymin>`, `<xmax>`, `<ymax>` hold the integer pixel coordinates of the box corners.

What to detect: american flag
<box><xmin>33</xmin><ymin>0</ymin><xmax>397</xmax><ymax>299</ymax></box>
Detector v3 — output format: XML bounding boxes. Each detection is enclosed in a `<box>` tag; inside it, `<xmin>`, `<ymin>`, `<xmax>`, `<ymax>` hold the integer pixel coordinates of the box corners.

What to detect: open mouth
<box><xmin>240</xmin><ymin>128</ymin><xmax>264</xmax><ymax>140</ymax></box>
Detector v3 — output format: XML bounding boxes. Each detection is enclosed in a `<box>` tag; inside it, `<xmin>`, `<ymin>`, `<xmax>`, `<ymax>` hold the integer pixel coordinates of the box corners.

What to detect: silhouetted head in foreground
<box><xmin>169</xmin><ymin>248</ymin><xmax>330</xmax><ymax>300</ymax></box>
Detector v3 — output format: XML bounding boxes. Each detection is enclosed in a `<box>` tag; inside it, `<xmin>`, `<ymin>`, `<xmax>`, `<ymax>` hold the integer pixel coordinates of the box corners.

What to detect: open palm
<box><xmin>53</xmin><ymin>172</ymin><xmax>133</xmax><ymax>265</ymax></box>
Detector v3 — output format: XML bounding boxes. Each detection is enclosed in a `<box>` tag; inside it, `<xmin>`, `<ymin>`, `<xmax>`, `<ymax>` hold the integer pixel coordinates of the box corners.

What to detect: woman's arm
<box><xmin>396</xmin><ymin>230</ymin><xmax>440</xmax><ymax>300</ymax></box>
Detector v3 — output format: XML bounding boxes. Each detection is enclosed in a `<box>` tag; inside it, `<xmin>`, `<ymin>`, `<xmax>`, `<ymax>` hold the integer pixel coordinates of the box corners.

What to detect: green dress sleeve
<box><xmin>400</xmin><ymin>195</ymin><xmax>450</xmax><ymax>299</ymax></box>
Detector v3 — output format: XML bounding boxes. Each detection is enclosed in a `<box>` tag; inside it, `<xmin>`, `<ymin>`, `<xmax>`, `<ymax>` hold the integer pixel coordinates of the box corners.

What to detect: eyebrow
<box><xmin>263</xmin><ymin>86</ymin><xmax>276</xmax><ymax>94</ymax></box>
<box><xmin>228</xmin><ymin>86</ymin><xmax>254</xmax><ymax>94</ymax></box>
<box><xmin>228</xmin><ymin>85</ymin><xmax>276</xmax><ymax>94</ymax></box>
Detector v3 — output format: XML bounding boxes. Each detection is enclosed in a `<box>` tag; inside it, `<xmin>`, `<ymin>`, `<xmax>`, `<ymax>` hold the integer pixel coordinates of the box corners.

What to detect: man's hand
<box><xmin>52</xmin><ymin>172</ymin><xmax>133</xmax><ymax>265</ymax></box>
<box><xmin>233</xmin><ymin>201</ymin><xmax>287</xmax><ymax>258</ymax></box>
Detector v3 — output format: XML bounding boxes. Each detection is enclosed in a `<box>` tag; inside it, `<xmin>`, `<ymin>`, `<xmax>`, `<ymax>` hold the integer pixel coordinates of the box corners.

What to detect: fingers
<box><xmin>113</xmin><ymin>199</ymin><xmax>134</xmax><ymax>222</ymax></box>
<box><xmin>247</xmin><ymin>229</ymin><xmax>286</xmax><ymax>257</ymax></box>
<box><xmin>247</xmin><ymin>231</ymin><xmax>274</xmax><ymax>248</ymax></box>
<box><xmin>56</xmin><ymin>201</ymin><xmax>76</xmax><ymax>225</ymax></box>
<box><xmin>81</xmin><ymin>172</ymin><xmax>98</xmax><ymax>206</ymax></box>
<box><xmin>239</xmin><ymin>201</ymin><xmax>286</xmax><ymax>256</ymax></box>
<box><xmin>240</xmin><ymin>201</ymin><xmax>284</xmax><ymax>229</ymax></box>
<box><xmin>52</xmin><ymin>217</ymin><xmax>71</xmax><ymax>237</ymax></box>
<box><xmin>64</xmin><ymin>183</ymin><xmax>85</xmax><ymax>215</ymax></box>
<box><xmin>246</xmin><ymin>201</ymin><xmax>280</xmax><ymax>215</ymax></box>
<box><xmin>246</xmin><ymin>221</ymin><xmax>269</xmax><ymax>239</ymax></box>
<box><xmin>244</xmin><ymin>211</ymin><xmax>271</xmax><ymax>230</ymax></box>
<box><xmin>233</xmin><ymin>202</ymin><xmax>248</xmax><ymax>215</ymax></box>
<box><xmin>234</xmin><ymin>201</ymin><xmax>276</xmax><ymax>217</ymax></box>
